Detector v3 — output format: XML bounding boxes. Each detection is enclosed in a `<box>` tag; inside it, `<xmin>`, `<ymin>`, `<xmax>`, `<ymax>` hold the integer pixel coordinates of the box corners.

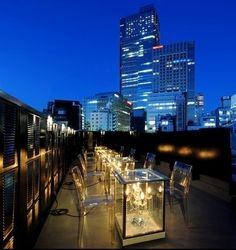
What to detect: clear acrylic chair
<box><xmin>129</xmin><ymin>148</ymin><xmax>136</xmax><ymax>160</ymax></box>
<box><xmin>119</xmin><ymin>145</ymin><xmax>125</xmax><ymax>157</ymax></box>
<box><xmin>78</xmin><ymin>153</ymin><xmax>105</xmax><ymax>181</ymax></box>
<box><xmin>166</xmin><ymin>161</ymin><xmax>192</xmax><ymax>225</ymax></box>
<box><xmin>71</xmin><ymin>166</ymin><xmax>114</xmax><ymax>247</ymax></box>
<box><xmin>71</xmin><ymin>166</ymin><xmax>113</xmax><ymax>216</ymax></box>
<box><xmin>81</xmin><ymin>146</ymin><xmax>95</xmax><ymax>169</ymax></box>
<box><xmin>143</xmin><ymin>152</ymin><xmax>156</xmax><ymax>169</ymax></box>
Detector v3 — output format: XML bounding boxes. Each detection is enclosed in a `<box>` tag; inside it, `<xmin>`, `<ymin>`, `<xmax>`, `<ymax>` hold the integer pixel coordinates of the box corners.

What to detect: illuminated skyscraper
<box><xmin>153</xmin><ymin>41</ymin><xmax>195</xmax><ymax>128</ymax></box>
<box><xmin>195</xmin><ymin>93</ymin><xmax>205</xmax><ymax>126</ymax></box>
<box><xmin>146</xmin><ymin>91</ymin><xmax>186</xmax><ymax>132</ymax></box>
<box><xmin>120</xmin><ymin>4</ymin><xmax>160</xmax><ymax>111</ymax></box>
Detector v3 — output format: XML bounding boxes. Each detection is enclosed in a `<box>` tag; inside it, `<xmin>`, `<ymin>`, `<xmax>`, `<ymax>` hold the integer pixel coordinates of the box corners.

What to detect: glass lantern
<box><xmin>114</xmin><ymin>168</ymin><xmax>169</xmax><ymax>246</ymax></box>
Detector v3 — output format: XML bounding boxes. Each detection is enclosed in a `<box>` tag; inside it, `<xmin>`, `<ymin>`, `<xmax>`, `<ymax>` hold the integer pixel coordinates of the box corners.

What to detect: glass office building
<box><xmin>83</xmin><ymin>92</ymin><xmax>132</xmax><ymax>131</ymax></box>
<box><xmin>146</xmin><ymin>91</ymin><xmax>185</xmax><ymax>132</ymax></box>
<box><xmin>216</xmin><ymin>95</ymin><xmax>236</xmax><ymax>128</ymax></box>
<box><xmin>153</xmin><ymin>41</ymin><xmax>195</xmax><ymax>127</ymax></box>
<box><xmin>120</xmin><ymin>4</ymin><xmax>160</xmax><ymax>111</ymax></box>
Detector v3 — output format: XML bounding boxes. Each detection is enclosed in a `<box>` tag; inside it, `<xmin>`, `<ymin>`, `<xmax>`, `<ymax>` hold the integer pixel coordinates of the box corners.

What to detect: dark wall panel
<box><xmin>99</xmin><ymin>128</ymin><xmax>231</xmax><ymax>182</ymax></box>
<box><xmin>0</xmin><ymin>92</ymin><xmax>70</xmax><ymax>249</ymax></box>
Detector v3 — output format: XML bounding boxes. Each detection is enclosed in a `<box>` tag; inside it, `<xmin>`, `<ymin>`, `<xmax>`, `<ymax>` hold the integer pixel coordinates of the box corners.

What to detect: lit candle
<box><xmin>141</xmin><ymin>191</ymin><xmax>145</xmax><ymax>200</ymax></box>
<box><xmin>146</xmin><ymin>186</ymin><xmax>152</xmax><ymax>200</ymax></box>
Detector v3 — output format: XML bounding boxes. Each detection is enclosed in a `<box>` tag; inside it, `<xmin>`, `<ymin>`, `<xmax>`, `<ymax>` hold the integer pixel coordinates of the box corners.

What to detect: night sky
<box><xmin>0</xmin><ymin>0</ymin><xmax>235</xmax><ymax>113</ymax></box>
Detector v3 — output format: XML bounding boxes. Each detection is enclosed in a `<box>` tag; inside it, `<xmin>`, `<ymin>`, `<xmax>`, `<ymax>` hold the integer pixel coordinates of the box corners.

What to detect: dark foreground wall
<box><xmin>0</xmin><ymin>91</ymin><xmax>78</xmax><ymax>249</ymax></box>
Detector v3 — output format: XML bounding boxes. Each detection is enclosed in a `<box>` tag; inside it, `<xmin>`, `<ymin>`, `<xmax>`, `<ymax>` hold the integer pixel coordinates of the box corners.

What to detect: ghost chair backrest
<box><xmin>119</xmin><ymin>145</ymin><xmax>125</xmax><ymax>157</ymax></box>
<box><xmin>167</xmin><ymin>161</ymin><xmax>193</xmax><ymax>226</ymax></box>
<box><xmin>71</xmin><ymin>165</ymin><xmax>113</xmax><ymax>216</ymax></box>
<box><xmin>170</xmin><ymin>161</ymin><xmax>192</xmax><ymax>196</ymax></box>
<box><xmin>143</xmin><ymin>152</ymin><xmax>156</xmax><ymax>170</ymax></box>
<box><xmin>129</xmin><ymin>148</ymin><xmax>136</xmax><ymax>160</ymax></box>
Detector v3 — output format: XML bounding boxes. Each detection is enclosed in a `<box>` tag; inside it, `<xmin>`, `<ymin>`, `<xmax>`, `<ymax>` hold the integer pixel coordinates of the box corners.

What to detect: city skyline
<box><xmin>0</xmin><ymin>0</ymin><xmax>235</xmax><ymax>113</ymax></box>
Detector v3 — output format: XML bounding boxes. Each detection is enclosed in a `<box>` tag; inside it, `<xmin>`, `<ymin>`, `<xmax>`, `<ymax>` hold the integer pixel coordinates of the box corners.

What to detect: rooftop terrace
<box><xmin>34</xmin><ymin>158</ymin><xmax>236</xmax><ymax>249</ymax></box>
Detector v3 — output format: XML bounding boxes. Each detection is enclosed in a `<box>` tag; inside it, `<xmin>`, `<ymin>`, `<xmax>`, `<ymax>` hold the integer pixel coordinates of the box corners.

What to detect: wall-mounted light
<box><xmin>197</xmin><ymin>149</ymin><xmax>219</xmax><ymax>159</ymax></box>
<box><xmin>178</xmin><ymin>146</ymin><xmax>193</xmax><ymax>156</ymax></box>
<box><xmin>47</xmin><ymin>115</ymin><xmax>53</xmax><ymax>132</ymax></box>
<box><xmin>67</xmin><ymin>126</ymin><xmax>75</xmax><ymax>135</ymax></box>
<box><xmin>157</xmin><ymin>144</ymin><xmax>175</xmax><ymax>153</ymax></box>
<box><xmin>53</xmin><ymin>123</ymin><xmax>58</xmax><ymax>132</ymax></box>
<box><xmin>61</xmin><ymin>123</ymin><xmax>66</xmax><ymax>134</ymax></box>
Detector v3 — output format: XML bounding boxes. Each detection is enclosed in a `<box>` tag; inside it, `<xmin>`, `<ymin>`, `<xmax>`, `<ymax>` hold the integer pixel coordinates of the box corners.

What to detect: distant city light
<box><xmin>153</xmin><ymin>45</ymin><xmax>164</xmax><ymax>49</ymax></box>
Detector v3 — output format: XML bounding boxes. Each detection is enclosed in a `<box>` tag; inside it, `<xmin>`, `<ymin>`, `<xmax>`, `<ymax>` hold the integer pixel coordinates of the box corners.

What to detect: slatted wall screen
<box><xmin>45</xmin><ymin>132</ymin><xmax>49</xmax><ymax>151</ymax></box>
<box><xmin>53</xmin><ymin>149</ymin><xmax>58</xmax><ymax>176</ymax></box>
<box><xmin>45</xmin><ymin>153</ymin><xmax>50</xmax><ymax>185</ymax></box>
<box><xmin>44</xmin><ymin>153</ymin><xmax>49</xmax><ymax>185</ymax></box>
<box><xmin>27</xmin><ymin>114</ymin><xmax>34</xmax><ymax>159</ymax></box>
<box><xmin>3</xmin><ymin>236</ymin><xmax>14</xmax><ymax>249</ymax></box>
<box><xmin>45</xmin><ymin>131</ymin><xmax>53</xmax><ymax>152</ymax></box>
<box><xmin>34</xmin><ymin>117</ymin><xmax>40</xmax><ymax>156</ymax></box>
<box><xmin>0</xmin><ymin>93</ymin><xmax>70</xmax><ymax>248</ymax></box>
<box><xmin>2</xmin><ymin>169</ymin><xmax>17</xmax><ymax>241</ymax></box>
<box><xmin>34</xmin><ymin>158</ymin><xmax>40</xmax><ymax>200</ymax></box>
<box><xmin>26</xmin><ymin>161</ymin><xmax>33</xmax><ymax>209</ymax></box>
<box><xmin>3</xmin><ymin>104</ymin><xmax>16</xmax><ymax>168</ymax></box>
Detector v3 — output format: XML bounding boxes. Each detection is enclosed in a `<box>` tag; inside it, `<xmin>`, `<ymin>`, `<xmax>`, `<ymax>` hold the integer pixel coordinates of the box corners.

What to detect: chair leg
<box><xmin>108</xmin><ymin>204</ymin><xmax>117</xmax><ymax>245</ymax></box>
<box><xmin>183</xmin><ymin>198</ymin><xmax>190</xmax><ymax>226</ymax></box>
<box><xmin>179</xmin><ymin>197</ymin><xmax>190</xmax><ymax>226</ymax></box>
<box><xmin>167</xmin><ymin>194</ymin><xmax>174</xmax><ymax>212</ymax></box>
<box><xmin>78</xmin><ymin>214</ymin><xmax>85</xmax><ymax>248</ymax></box>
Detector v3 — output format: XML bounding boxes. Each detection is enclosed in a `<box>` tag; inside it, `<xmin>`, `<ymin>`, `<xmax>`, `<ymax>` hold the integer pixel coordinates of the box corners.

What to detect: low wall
<box><xmin>80</xmin><ymin>129</ymin><xmax>231</xmax><ymax>181</ymax></box>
